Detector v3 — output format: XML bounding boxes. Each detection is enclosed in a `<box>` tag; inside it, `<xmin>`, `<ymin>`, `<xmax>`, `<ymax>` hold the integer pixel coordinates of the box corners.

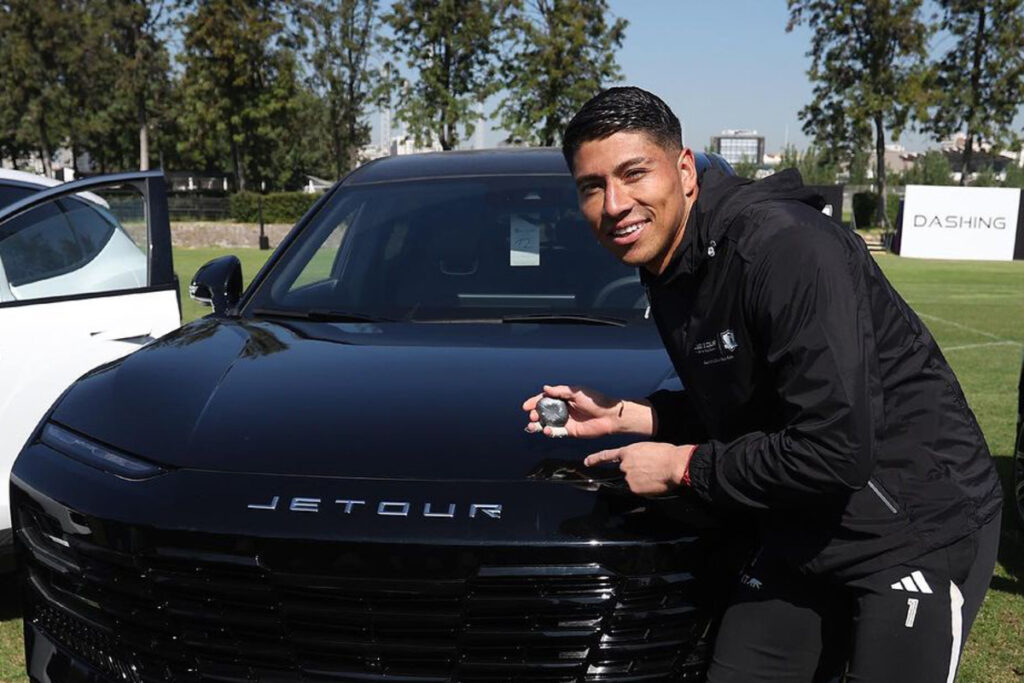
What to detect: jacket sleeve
<box><xmin>646</xmin><ymin>389</ymin><xmax>709</xmax><ymax>444</ymax></box>
<box><xmin>687</xmin><ymin>228</ymin><xmax>883</xmax><ymax>509</ymax></box>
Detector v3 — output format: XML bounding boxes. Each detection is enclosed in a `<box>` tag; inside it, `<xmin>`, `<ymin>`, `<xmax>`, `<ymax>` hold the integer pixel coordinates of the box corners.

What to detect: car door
<box><xmin>0</xmin><ymin>171</ymin><xmax>179</xmax><ymax>545</ymax></box>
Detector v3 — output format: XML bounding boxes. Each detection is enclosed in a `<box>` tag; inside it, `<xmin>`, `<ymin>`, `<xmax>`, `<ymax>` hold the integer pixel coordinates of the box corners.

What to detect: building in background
<box><xmin>710</xmin><ymin>129</ymin><xmax>765</xmax><ymax>165</ymax></box>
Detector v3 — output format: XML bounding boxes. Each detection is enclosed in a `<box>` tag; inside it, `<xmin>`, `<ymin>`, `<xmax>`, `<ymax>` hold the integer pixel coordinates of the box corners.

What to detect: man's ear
<box><xmin>677</xmin><ymin>147</ymin><xmax>698</xmax><ymax>198</ymax></box>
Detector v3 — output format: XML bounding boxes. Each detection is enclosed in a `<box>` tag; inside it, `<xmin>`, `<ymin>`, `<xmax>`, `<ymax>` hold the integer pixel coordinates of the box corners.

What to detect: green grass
<box><xmin>0</xmin><ymin>251</ymin><xmax>1022</xmax><ymax>681</ymax></box>
<box><xmin>871</xmin><ymin>254</ymin><xmax>1024</xmax><ymax>682</ymax></box>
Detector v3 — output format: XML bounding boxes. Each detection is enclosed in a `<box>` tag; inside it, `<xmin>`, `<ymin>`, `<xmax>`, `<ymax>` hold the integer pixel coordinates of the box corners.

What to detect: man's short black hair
<box><xmin>561</xmin><ymin>87</ymin><xmax>682</xmax><ymax>169</ymax></box>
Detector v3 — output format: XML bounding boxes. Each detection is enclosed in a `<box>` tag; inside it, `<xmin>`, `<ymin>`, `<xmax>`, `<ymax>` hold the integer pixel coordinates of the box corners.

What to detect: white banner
<box><xmin>899</xmin><ymin>185</ymin><xmax>1021</xmax><ymax>261</ymax></box>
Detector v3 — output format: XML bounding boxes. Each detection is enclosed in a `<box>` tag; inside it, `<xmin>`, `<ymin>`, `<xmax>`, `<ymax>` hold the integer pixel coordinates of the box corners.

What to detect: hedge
<box><xmin>229</xmin><ymin>191</ymin><xmax>320</xmax><ymax>223</ymax></box>
<box><xmin>886</xmin><ymin>193</ymin><xmax>901</xmax><ymax>229</ymax></box>
<box><xmin>852</xmin><ymin>191</ymin><xmax>878</xmax><ymax>229</ymax></box>
<box><xmin>853</xmin><ymin>191</ymin><xmax>904</xmax><ymax>229</ymax></box>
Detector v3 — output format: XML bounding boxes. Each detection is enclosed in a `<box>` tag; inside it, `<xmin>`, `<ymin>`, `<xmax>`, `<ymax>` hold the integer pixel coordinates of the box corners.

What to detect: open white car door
<box><xmin>0</xmin><ymin>171</ymin><xmax>179</xmax><ymax>560</ymax></box>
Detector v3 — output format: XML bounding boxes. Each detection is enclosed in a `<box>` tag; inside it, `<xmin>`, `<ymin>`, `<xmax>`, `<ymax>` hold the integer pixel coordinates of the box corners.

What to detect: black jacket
<box><xmin>644</xmin><ymin>167</ymin><xmax>1002</xmax><ymax>579</ymax></box>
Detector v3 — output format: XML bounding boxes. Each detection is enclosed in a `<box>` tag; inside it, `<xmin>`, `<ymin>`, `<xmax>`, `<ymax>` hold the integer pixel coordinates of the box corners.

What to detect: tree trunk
<box><xmin>961</xmin><ymin>134</ymin><xmax>974</xmax><ymax>187</ymax></box>
<box><xmin>330</xmin><ymin>99</ymin><xmax>344</xmax><ymax>178</ymax></box>
<box><xmin>542</xmin><ymin>115</ymin><xmax>555</xmax><ymax>147</ymax></box>
<box><xmin>138</xmin><ymin>90</ymin><xmax>150</xmax><ymax>171</ymax></box>
<box><xmin>139</xmin><ymin>122</ymin><xmax>149</xmax><ymax>171</ymax></box>
<box><xmin>37</xmin><ymin>117</ymin><xmax>52</xmax><ymax>178</ymax></box>
<box><xmin>347</xmin><ymin>114</ymin><xmax>359</xmax><ymax>172</ymax></box>
<box><xmin>874</xmin><ymin>113</ymin><xmax>887</xmax><ymax>228</ymax></box>
<box><xmin>961</xmin><ymin>7</ymin><xmax>986</xmax><ymax>187</ymax></box>
<box><xmin>231</xmin><ymin>137</ymin><xmax>245</xmax><ymax>191</ymax></box>
<box><xmin>440</xmin><ymin>35</ymin><xmax>453</xmax><ymax>151</ymax></box>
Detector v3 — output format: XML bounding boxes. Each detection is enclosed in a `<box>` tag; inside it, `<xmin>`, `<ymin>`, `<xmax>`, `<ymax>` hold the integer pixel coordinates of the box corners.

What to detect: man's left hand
<box><xmin>584</xmin><ymin>442</ymin><xmax>697</xmax><ymax>496</ymax></box>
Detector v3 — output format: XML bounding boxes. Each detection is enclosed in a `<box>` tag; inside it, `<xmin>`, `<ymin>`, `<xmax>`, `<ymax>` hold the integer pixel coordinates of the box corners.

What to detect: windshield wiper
<box><xmin>501</xmin><ymin>313</ymin><xmax>628</xmax><ymax>327</ymax></box>
<box><xmin>250</xmin><ymin>307</ymin><xmax>391</xmax><ymax>323</ymax></box>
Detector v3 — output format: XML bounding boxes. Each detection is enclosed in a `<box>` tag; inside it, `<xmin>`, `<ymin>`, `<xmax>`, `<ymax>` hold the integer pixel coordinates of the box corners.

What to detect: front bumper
<box><xmin>14</xmin><ymin>441</ymin><xmax>718</xmax><ymax>682</ymax></box>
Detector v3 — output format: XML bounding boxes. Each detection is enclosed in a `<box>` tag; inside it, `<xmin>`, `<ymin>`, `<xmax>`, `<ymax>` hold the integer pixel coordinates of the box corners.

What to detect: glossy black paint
<box><xmin>344</xmin><ymin>148</ymin><xmax>573</xmax><ymax>186</ymax></box>
<box><xmin>13</xmin><ymin>442</ymin><xmax>718</xmax><ymax>681</ymax></box>
<box><xmin>50</xmin><ymin>317</ymin><xmax>676</xmax><ymax>479</ymax></box>
<box><xmin>189</xmin><ymin>254</ymin><xmax>242</xmax><ymax>314</ymax></box>
<box><xmin>12</xmin><ymin>149</ymin><xmax>731</xmax><ymax>682</ymax></box>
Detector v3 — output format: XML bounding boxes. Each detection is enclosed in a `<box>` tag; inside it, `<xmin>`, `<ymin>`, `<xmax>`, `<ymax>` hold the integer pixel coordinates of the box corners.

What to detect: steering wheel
<box><xmin>592</xmin><ymin>275</ymin><xmax>646</xmax><ymax>309</ymax></box>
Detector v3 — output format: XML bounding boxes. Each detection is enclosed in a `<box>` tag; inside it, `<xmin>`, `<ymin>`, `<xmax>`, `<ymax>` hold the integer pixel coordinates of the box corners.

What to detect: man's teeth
<box><xmin>613</xmin><ymin>221</ymin><xmax>647</xmax><ymax>237</ymax></box>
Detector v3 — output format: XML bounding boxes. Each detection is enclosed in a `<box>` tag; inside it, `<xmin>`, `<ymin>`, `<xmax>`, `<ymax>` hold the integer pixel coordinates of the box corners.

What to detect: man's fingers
<box><xmin>542</xmin><ymin>384</ymin><xmax>576</xmax><ymax>400</ymax></box>
<box><xmin>525</xmin><ymin>422</ymin><xmax>568</xmax><ymax>438</ymax></box>
<box><xmin>584</xmin><ymin>449</ymin><xmax>622</xmax><ymax>467</ymax></box>
<box><xmin>522</xmin><ymin>393</ymin><xmax>544</xmax><ymax>411</ymax></box>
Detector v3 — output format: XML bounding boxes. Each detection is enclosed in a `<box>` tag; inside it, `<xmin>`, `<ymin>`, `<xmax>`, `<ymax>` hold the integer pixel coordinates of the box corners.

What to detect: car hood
<box><xmin>50</xmin><ymin>318</ymin><xmax>679</xmax><ymax>480</ymax></box>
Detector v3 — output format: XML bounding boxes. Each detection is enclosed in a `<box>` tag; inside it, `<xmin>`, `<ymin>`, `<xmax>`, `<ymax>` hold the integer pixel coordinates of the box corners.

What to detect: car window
<box><xmin>0</xmin><ymin>183</ymin><xmax>35</xmax><ymax>210</ymax></box>
<box><xmin>0</xmin><ymin>187</ymin><xmax>148</xmax><ymax>300</ymax></box>
<box><xmin>60</xmin><ymin>197</ymin><xmax>117</xmax><ymax>264</ymax></box>
<box><xmin>0</xmin><ymin>201</ymin><xmax>83</xmax><ymax>286</ymax></box>
<box><xmin>248</xmin><ymin>176</ymin><xmax>648</xmax><ymax>322</ymax></box>
<box><xmin>289</xmin><ymin>207</ymin><xmax>357</xmax><ymax>291</ymax></box>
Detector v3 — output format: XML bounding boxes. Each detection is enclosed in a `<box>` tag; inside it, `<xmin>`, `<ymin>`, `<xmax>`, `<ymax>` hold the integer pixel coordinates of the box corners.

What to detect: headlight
<box><xmin>40</xmin><ymin>423</ymin><xmax>165</xmax><ymax>480</ymax></box>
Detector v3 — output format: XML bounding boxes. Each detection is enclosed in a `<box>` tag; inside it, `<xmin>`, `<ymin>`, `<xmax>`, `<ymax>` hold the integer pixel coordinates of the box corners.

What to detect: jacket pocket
<box><xmin>867</xmin><ymin>478</ymin><xmax>900</xmax><ymax>515</ymax></box>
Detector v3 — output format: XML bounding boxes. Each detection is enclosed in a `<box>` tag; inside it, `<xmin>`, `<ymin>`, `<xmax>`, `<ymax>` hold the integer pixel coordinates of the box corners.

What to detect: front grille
<box><xmin>18</xmin><ymin>504</ymin><xmax>709</xmax><ymax>682</ymax></box>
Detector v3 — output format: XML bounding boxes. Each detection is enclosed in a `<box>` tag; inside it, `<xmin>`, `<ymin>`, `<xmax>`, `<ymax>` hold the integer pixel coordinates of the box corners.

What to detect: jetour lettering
<box><xmin>912</xmin><ymin>214</ymin><xmax>1007</xmax><ymax>229</ymax></box>
<box><xmin>247</xmin><ymin>496</ymin><xmax>502</xmax><ymax>519</ymax></box>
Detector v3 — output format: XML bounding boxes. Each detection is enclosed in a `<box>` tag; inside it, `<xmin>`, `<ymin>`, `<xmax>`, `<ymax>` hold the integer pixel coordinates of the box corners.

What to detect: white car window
<box><xmin>0</xmin><ymin>188</ymin><xmax>148</xmax><ymax>301</ymax></box>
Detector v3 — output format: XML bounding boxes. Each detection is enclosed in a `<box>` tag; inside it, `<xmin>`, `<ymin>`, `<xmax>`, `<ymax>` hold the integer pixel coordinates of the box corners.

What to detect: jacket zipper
<box><xmin>867</xmin><ymin>479</ymin><xmax>899</xmax><ymax>514</ymax></box>
<box><xmin>643</xmin><ymin>283</ymin><xmax>651</xmax><ymax>319</ymax></box>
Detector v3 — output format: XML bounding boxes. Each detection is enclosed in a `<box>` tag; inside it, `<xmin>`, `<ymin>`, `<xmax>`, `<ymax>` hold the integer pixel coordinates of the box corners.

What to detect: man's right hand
<box><xmin>522</xmin><ymin>385</ymin><xmax>655</xmax><ymax>439</ymax></box>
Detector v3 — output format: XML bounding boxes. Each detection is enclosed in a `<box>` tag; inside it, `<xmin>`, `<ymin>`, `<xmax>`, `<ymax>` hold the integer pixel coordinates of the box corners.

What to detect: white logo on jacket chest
<box><xmin>692</xmin><ymin>329</ymin><xmax>739</xmax><ymax>366</ymax></box>
<box><xmin>719</xmin><ymin>329</ymin><xmax>739</xmax><ymax>352</ymax></box>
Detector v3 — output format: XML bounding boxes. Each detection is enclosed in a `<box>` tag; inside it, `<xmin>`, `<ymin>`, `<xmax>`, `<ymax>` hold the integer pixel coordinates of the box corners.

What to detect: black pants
<box><xmin>705</xmin><ymin>513</ymin><xmax>1001</xmax><ymax>683</ymax></box>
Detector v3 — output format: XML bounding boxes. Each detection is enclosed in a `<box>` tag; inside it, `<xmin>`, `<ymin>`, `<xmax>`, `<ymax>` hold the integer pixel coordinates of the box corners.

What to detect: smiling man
<box><xmin>523</xmin><ymin>87</ymin><xmax>1002</xmax><ymax>682</ymax></box>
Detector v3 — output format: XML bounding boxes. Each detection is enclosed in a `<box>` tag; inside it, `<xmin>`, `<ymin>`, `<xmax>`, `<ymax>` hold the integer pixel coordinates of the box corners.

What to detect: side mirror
<box><xmin>189</xmin><ymin>255</ymin><xmax>242</xmax><ymax>315</ymax></box>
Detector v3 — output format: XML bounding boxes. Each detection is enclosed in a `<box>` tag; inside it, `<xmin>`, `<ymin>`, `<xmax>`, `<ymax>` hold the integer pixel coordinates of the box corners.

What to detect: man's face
<box><xmin>571</xmin><ymin>131</ymin><xmax>698</xmax><ymax>274</ymax></box>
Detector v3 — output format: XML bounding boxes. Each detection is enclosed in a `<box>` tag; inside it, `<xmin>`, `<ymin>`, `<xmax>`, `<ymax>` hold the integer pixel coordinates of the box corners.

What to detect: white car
<box><xmin>0</xmin><ymin>170</ymin><xmax>180</xmax><ymax>567</ymax></box>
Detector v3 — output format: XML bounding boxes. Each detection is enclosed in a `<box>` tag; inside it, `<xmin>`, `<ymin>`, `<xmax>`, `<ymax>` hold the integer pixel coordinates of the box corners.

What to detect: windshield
<box><xmin>245</xmin><ymin>175</ymin><xmax>650</xmax><ymax>323</ymax></box>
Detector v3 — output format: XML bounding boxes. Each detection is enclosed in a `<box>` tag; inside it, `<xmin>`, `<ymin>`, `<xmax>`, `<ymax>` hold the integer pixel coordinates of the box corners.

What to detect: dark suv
<box><xmin>12</xmin><ymin>150</ymin><xmax>733</xmax><ymax>682</ymax></box>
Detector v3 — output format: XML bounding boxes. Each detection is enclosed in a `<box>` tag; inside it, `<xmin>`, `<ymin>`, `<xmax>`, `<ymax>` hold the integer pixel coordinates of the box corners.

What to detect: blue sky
<box><xmin>604</xmin><ymin>0</ymin><xmax>817</xmax><ymax>153</ymax></box>
<box><xmin>373</xmin><ymin>0</ymin><xmax>1021</xmax><ymax>154</ymax></box>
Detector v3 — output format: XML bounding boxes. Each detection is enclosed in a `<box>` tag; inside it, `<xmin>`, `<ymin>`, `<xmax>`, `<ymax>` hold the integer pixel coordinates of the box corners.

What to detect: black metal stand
<box><xmin>258</xmin><ymin>195</ymin><xmax>270</xmax><ymax>250</ymax></box>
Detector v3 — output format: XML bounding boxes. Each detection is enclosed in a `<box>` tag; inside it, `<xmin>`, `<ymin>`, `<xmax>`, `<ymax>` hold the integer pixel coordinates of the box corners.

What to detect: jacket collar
<box><xmin>641</xmin><ymin>167</ymin><xmax>752</xmax><ymax>287</ymax></box>
<box><xmin>641</xmin><ymin>167</ymin><xmax>822</xmax><ymax>287</ymax></box>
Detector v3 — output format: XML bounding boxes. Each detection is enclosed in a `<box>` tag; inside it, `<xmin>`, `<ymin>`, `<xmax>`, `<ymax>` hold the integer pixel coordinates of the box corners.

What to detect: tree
<box><xmin>0</xmin><ymin>0</ymin><xmax>80</xmax><ymax>176</ymax></box>
<box><xmin>381</xmin><ymin>0</ymin><xmax>509</xmax><ymax>150</ymax></box>
<box><xmin>55</xmin><ymin>1</ymin><xmax>115</xmax><ymax>174</ymax></box>
<box><xmin>0</xmin><ymin>4</ymin><xmax>35</xmax><ymax>167</ymax></box>
<box><xmin>900</xmin><ymin>150</ymin><xmax>954</xmax><ymax>185</ymax></box>
<box><xmin>779</xmin><ymin>144</ymin><xmax>838</xmax><ymax>184</ymax></box>
<box><xmin>970</xmin><ymin>165</ymin><xmax>1000</xmax><ymax>186</ymax></box>
<box><xmin>848</xmin><ymin>147</ymin><xmax>870</xmax><ymax>184</ymax></box>
<box><xmin>1004</xmin><ymin>161</ymin><xmax>1024</xmax><ymax>188</ymax></box>
<box><xmin>496</xmin><ymin>0</ymin><xmax>626</xmax><ymax>147</ymax></box>
<box><xmin>307</xmin><ymin>0</ymin><xmax>377</xmax><ymax>177</ymax></box>
<box><xmin>177</xmin><ymin>0</ymin><xmax>305</xmax><ymax>190</ymax></box>
<box><xmin>787</xmin><ymin>0</ymin><xmax>930</xmax><ymax>226</ymax></box>
<box><xmin>731</xmin><ymin>157</ymin><xmax>760</xmax><ymax>180</ymax></box>
<box><xmin>923</xmin><ymin>0</ymin><xmax>1024</xmax><ymax>185</ymax></box>
<box><xmin>104</xmin><ymin>0</ymin><xmax>176</xmax><ymax>171</ymax></box>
